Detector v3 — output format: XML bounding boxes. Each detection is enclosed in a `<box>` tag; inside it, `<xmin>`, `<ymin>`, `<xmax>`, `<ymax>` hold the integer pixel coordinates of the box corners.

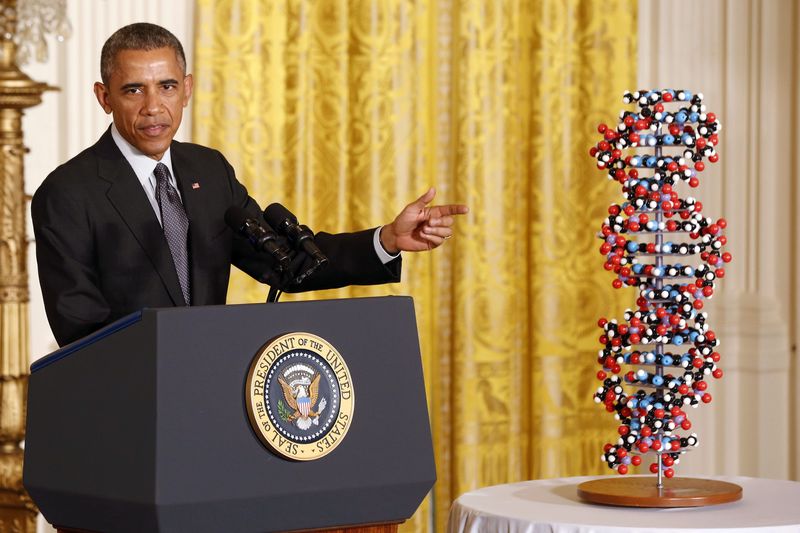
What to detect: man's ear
<box><xmin>182</xmin><ymin>74</ymin><xmax>193</xmax><ymax>108</ymax></box>
<box><xmin>93</xmin><ymin>82</ymin><xmax>112</xmax><ymax>114</ymax></box>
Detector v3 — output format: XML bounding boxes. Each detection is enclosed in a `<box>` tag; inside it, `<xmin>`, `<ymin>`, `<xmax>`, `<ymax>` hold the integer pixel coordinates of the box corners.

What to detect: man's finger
<box><xmin>426</xmin><ymin>215</ymin><xmax>455</xmax><ymax>228</ymax></box>
<box><xmin>422</xmin><ymin>226</ymin><xmax>452</xmax><ymax>239</ymax></box>
<box><xmin>421</xmin><ymin>232</ymin><xmax>445</xmax><ymax>247</ymax></box>
<box><xmin>429</xmin><ymin>204</ymin><xmax>469</xmax><ymax>217</ymax></box>
<box><xmin>411</xmin><ymin>187</ymin><xmax>436</xmax><ymax>209</ymax></box>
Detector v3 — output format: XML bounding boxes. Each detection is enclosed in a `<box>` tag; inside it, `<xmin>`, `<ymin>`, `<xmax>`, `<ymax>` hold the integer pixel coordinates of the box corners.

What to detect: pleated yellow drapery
<box><xmin>193</xmin><ymin>1</ymin><xmax>636</xmax><ymax>532</ymax></box>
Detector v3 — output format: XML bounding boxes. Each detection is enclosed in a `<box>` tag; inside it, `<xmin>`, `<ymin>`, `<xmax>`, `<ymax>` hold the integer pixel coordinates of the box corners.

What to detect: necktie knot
<box><xmin>154</xmin><ymin>162</ymin><xmax>171</xmax><ymax>184</ymax></box>
<box><xmin>154</xmin><ymin>162</ymin><xmax>167</xmax><ymax>177</ymax></box>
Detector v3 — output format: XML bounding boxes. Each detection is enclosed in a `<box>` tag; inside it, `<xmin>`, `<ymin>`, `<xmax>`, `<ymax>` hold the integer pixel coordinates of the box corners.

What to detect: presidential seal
<box><xmin>245</xmin><ymin>332</ymin><xmax>354</xmax><ymax>461</ymax></box>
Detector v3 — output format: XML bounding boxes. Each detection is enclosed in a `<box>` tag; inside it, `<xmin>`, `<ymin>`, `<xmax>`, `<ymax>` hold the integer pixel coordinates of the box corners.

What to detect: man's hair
<box><xmin>100</xmin><ymin>23</ymin><xmax>186</xmax><ymax>85</ymax></box>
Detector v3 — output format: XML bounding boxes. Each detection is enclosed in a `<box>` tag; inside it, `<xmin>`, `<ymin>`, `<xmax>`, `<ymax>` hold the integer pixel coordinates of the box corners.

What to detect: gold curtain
<box><xmin>193</xmin><ymin>1</ymin><xmax>636</xmax><ymax>531</ymax></box>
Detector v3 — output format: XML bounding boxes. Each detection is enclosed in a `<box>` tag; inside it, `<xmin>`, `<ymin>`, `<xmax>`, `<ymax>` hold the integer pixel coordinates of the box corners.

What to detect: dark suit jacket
<box><xmin>32</xmin><ymin>129</ymin><xmax>401</xmax><ymax>346</ymax></box>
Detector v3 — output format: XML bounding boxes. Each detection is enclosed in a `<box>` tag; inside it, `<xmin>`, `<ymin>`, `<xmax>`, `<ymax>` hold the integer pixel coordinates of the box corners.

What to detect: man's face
<box><xmin>94</xmin><ymin>47</ymin><xmax>192</xmax><ymax>160</ymax></box>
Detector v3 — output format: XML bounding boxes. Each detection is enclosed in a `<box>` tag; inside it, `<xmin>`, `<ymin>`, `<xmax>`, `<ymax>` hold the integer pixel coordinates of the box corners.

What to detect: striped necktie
<box><xmin>154</xmin><ymin>162</ymin><xmax>191</xmax><ymax>305</ymax></box>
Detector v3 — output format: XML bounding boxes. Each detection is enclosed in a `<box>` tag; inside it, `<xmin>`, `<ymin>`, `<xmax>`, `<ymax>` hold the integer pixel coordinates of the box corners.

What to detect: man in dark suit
<box><xmin>32</xmin><ymin>23</ymin><xmax>467</xmax><ymax>347</ymax></box>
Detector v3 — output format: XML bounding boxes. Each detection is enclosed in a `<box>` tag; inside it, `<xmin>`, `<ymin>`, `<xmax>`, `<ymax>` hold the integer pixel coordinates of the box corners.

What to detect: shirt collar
<box><xmin>110</xmin><ymin>123</ymin><xmax>175</xmax><ymax>184</ymax></box>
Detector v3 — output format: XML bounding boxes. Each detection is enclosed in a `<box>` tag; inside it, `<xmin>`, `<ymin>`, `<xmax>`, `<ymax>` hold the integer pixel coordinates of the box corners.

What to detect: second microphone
<box><xmin>263</xmin><ymin>203</ymin><xmax>329</xmax><ymax>268</ymax></box>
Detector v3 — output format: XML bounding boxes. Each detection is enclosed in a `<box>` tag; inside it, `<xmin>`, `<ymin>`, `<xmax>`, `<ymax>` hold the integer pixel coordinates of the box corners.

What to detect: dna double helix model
<box><xmin>589</xmin><ymin>90</ymin><xmax>731</xmax><ymax>482</ymax></box>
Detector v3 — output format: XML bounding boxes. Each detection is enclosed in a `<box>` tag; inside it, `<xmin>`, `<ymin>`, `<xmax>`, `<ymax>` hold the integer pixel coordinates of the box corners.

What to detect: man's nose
<box><xmin>142</xmin><ymin>91</ymin><xmax>163</xmax><ymax>115</ymax></box>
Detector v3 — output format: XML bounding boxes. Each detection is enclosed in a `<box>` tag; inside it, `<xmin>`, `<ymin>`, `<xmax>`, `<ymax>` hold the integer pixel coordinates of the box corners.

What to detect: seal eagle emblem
<box><xmin>245</xmin><ymin>332</ymin><xmax>354</xmax><ymax>461</ymax></box>
<box><xmin>278</xmin><ymin>368</ymin><xmax>327</xmax><ymax>430</ymax></box>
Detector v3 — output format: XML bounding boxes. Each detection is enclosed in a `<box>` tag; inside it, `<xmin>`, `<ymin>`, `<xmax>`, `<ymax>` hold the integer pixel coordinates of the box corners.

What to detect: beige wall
<box><xmin>639</xmin><ymin>0</ymin><xmax>800</xmax><ymax>480</ymax></box>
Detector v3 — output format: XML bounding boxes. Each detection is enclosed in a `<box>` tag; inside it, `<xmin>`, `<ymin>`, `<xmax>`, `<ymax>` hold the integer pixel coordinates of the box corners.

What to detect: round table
<box><xmin>447</xmin><ymin>476</ymin><xmax>800</xmax><ymax>532</ymax></box>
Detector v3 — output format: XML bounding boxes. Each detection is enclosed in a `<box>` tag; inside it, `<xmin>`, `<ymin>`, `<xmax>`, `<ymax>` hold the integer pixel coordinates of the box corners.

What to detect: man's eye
<box><xmin>162</xmin><ymin>84</ymin><xmax>177</xmax><ymax>91</ymax></box>
<box><xmin>125</xmin><ymin>87</ymin><xmax>142</xmax><ymax>95</ymax></box>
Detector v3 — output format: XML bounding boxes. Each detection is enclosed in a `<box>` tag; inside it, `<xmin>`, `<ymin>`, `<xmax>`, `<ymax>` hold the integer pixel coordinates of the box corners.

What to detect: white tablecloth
<box><xmin>448</xmin><ymin>476</ymin><xmax>800</xmax><ymax>533</ymax></box>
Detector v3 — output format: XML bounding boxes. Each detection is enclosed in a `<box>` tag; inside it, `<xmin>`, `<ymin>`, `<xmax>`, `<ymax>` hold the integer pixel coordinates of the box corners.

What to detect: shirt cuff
<box><xmin>373</xmin><ymin>226</ymin><xmax>400</xmax><ymax>264</ymax></box>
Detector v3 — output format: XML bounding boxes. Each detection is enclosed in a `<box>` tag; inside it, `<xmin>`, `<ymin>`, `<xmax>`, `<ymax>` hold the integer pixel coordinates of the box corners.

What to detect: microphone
<box><xmin>224</xmin><ymin>206</ymin><xmax>292</xmax><ymax>272</ymax></box>
<box><xmin>263</xmin><ymin>203</ymin><xmax>329</xmax><ymax>268</ymax></box>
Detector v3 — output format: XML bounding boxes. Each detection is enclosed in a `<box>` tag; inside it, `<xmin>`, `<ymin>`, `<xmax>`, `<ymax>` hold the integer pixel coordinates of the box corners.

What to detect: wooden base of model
<box><xmin>577</xmin><ymin>476</ymin><xmax>742</xmax><ymax>507</ymax></box>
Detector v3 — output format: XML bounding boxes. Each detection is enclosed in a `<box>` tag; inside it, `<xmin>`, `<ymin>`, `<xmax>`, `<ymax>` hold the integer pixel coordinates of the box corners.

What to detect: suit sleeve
<box><xmin>220</xmin><ymin>157</ymin><xmax>401</xmax><ymax>291</ymax></box>
<box><xmin>31</xmin><ymin>178</ymin><xmax>112</xmax><ymax>346</ymax></box>
<box><xmin>283</xmin><ymin>229</ymin><xmax>401</xmax><ymax>292</ymax></box>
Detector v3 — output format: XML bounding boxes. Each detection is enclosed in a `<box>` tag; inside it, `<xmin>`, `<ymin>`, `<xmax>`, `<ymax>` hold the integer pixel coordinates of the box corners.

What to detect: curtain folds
<box><xmin>193</xmin><ymin>1</ymin><xmax>636</xmax><ymax>531</ymax></box>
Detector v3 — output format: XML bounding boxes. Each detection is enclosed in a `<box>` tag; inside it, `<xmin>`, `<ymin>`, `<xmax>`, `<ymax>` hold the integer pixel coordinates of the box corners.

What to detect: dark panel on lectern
<box><xmin>24</xmin><ymin>313</ymin><xmax>160</xmax><ymax>532</ymax></box>
<box><xmin>25</xmin><ymin>297</ymin><xmax>435</xmax><ymax>533</ymax></box>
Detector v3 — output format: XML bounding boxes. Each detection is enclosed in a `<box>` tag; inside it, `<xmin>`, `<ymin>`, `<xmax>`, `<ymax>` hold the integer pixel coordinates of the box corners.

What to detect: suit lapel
<box><xmin>94</xmin><ymin>129</ymin><xmax>187</xmax><ymax>306</ymax></box>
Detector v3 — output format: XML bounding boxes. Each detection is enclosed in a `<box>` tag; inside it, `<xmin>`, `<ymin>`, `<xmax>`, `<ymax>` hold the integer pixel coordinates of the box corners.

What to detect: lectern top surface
<box><xmin>31</xmin><ymin>311</ymin><xmax>143</xmax><ymax>373</ymax></box>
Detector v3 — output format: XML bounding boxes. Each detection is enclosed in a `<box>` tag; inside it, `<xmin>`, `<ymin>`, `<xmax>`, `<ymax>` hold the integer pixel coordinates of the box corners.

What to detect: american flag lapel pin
<box><xmin>191</xmin><ymin>181</ymin><xmax>200</xmax><ymax>189</ymax></box>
